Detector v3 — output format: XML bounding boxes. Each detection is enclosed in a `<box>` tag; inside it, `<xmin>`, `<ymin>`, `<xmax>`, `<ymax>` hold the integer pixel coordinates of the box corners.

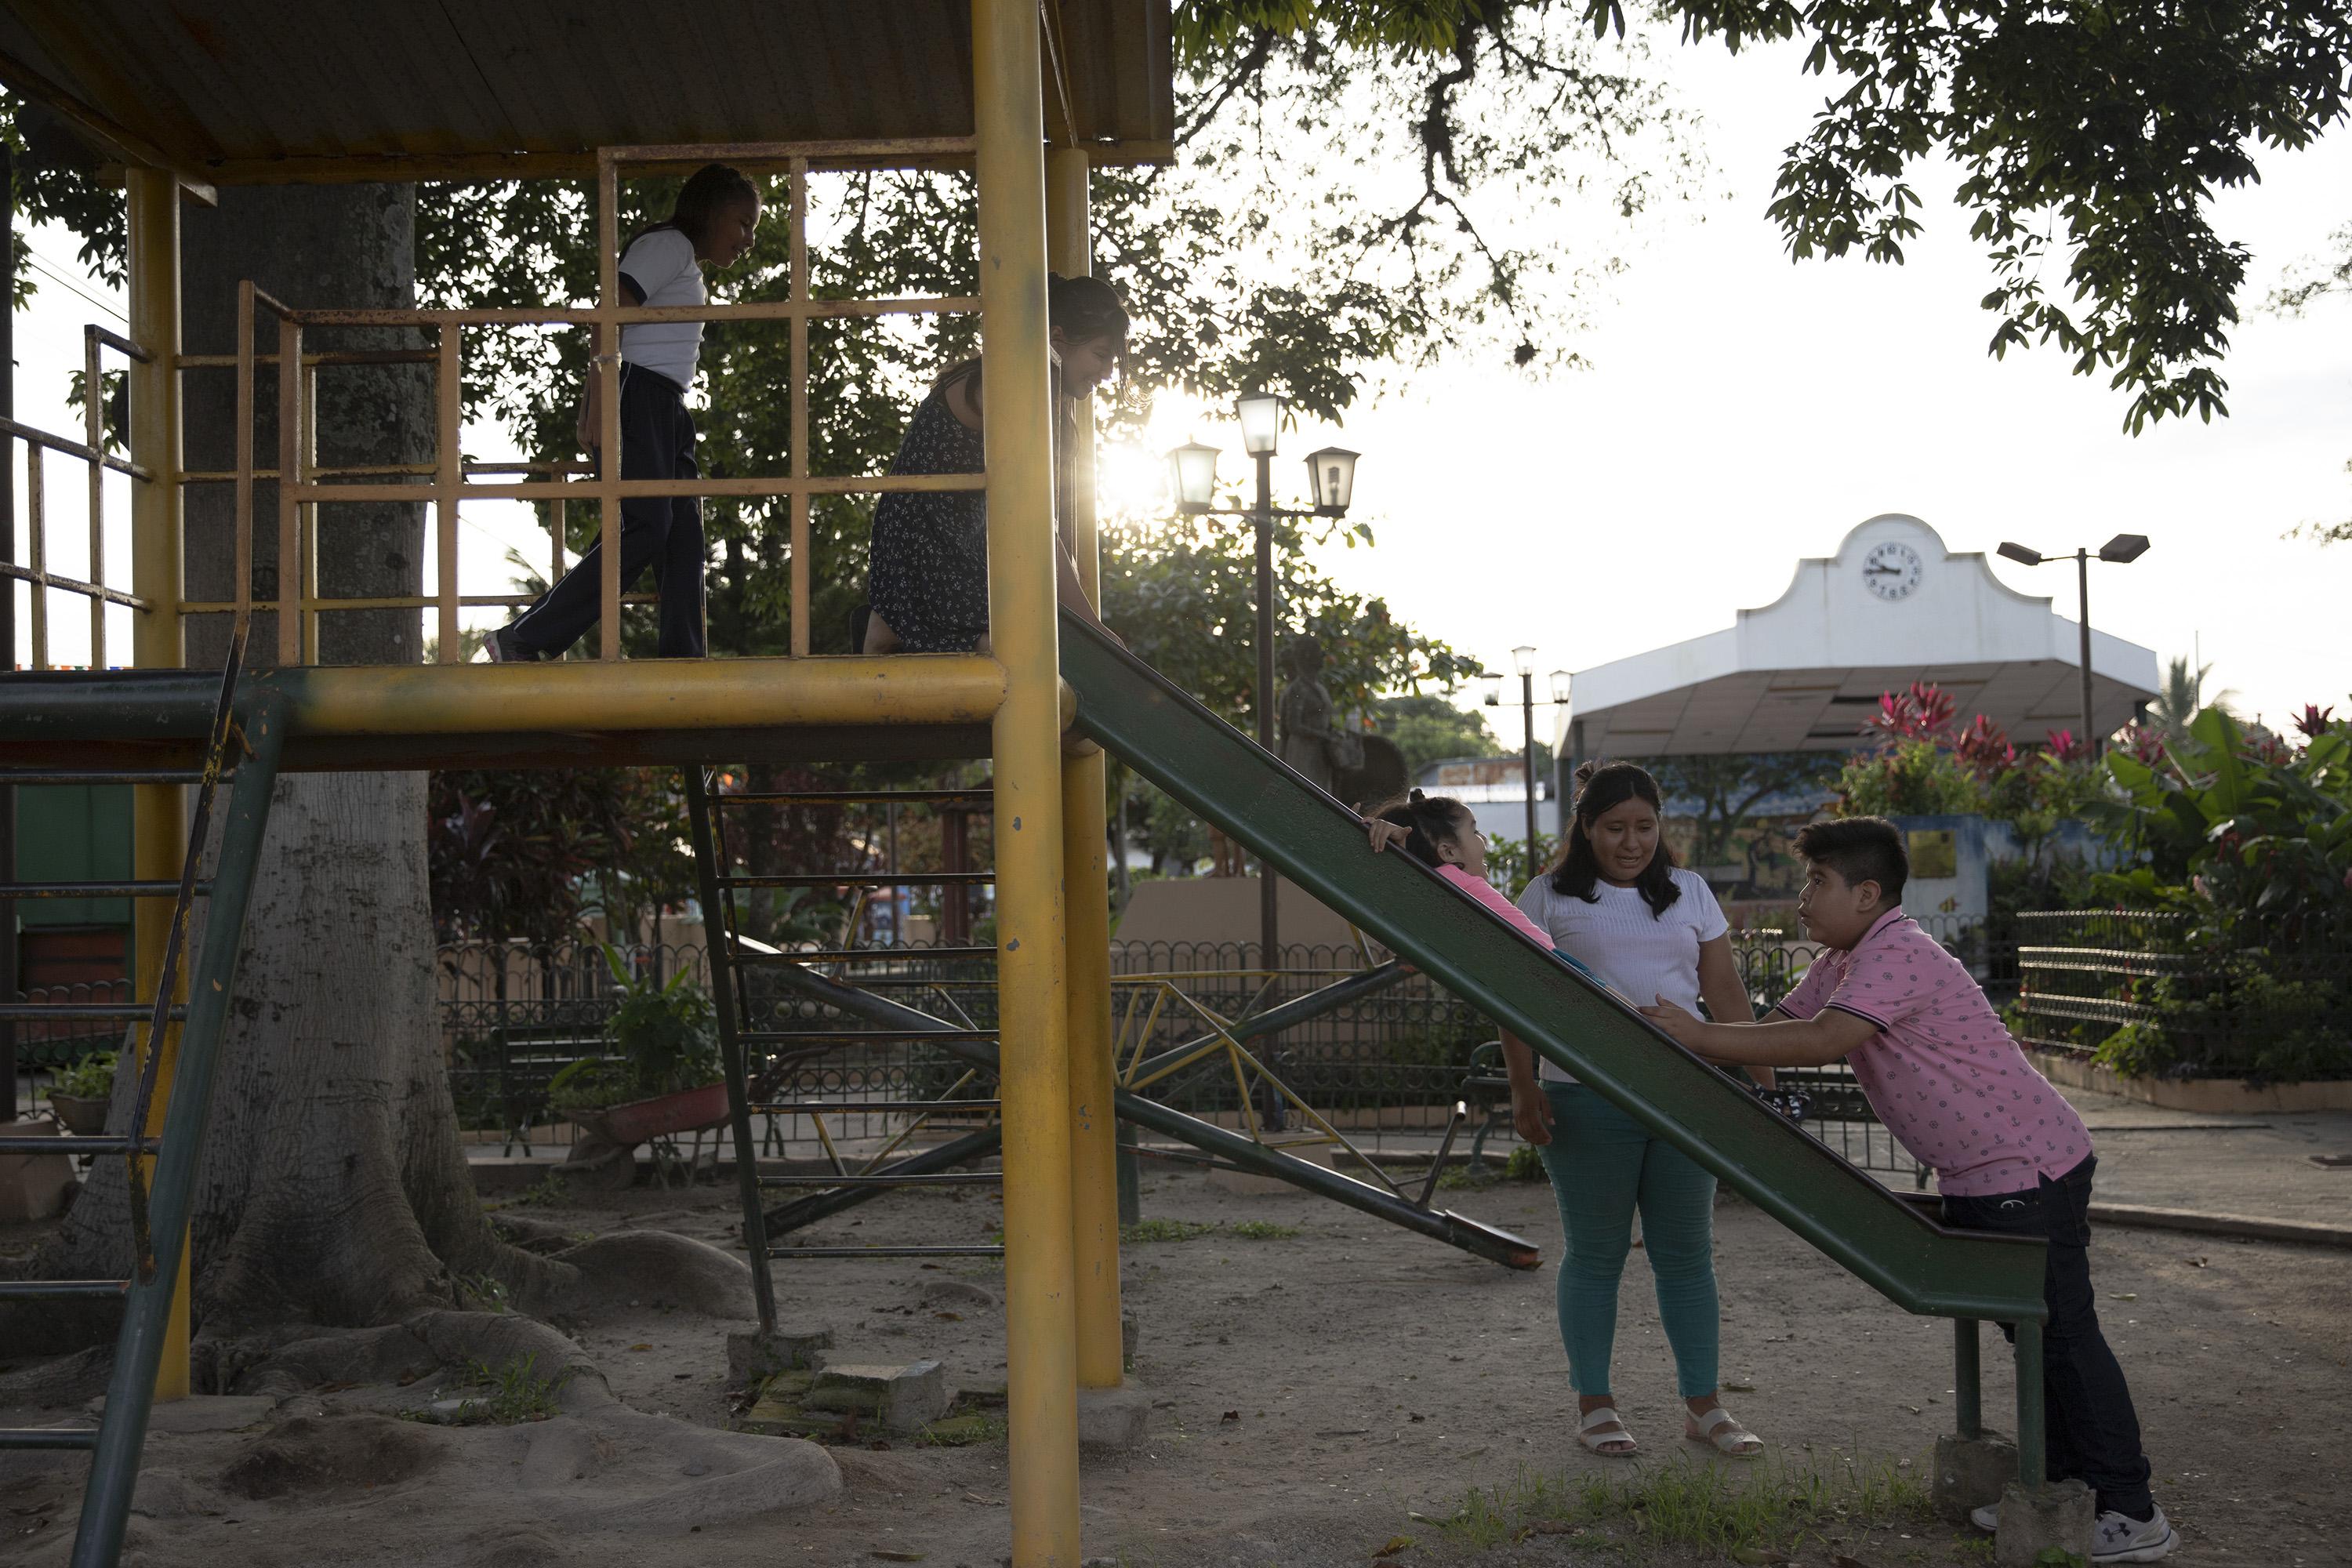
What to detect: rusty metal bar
<box><xmin>275</xmin><ymin>316</ymin><xmax>302</xmax><ymax>663</ymax></box>
<box><xmin>182</xmin><ymin>458</ymin><xmax>595</xmax><ymax>484</ymax></box>
<box><xmin>789</xmin><ymin>156</ymin><xmax>811</xmax><ymax>655</ymax></box>
<box><xmin>300</xmin><ymin>361</ymin><xmax>320</xmax><ymax>658</ymax></box>
<box><xmin>0</xmin><ymin>418</ymin><xmax>151</xmax><ymax>481</ymax></box>
<box><xmin>435</xmin><ymin>323</ymin><xmax>461</xmax><ymax>662</ymax></box>
<box><xmin>86</xmin><ymin>327</ymin><xmax>151</xmax><ymax>365</ymax></box>
<box><xmin>233</xmin><ymin>281</ymin><xmax>254</xmax><ymax>640</ymax></box>
<box><xmin>175</xmin><ymin>348</ymin><xmax>437</xmax><ymax>369</ymax></box>
<box><xmin>270</xmin><ymin>474</ymin><xmax>984</xmax><ymax>503</ymax></box>
<box><xmin>83</xmin><ymin>326</ymin><xmax>103</xmax><ymax>666</ymax></box>
<box><xmin>24</xmin><ymin>441</ymin><xmax>45</xmax><ymax>669</ymax></box>
<box><xmin>596</xmin><ymin>153</ymin><xmax>622</xmax><ymax>662</ymax></box>
<box><xmin>266</xmin><ymin>299</ymin><xmax>976</xmax><ymax>328</ymax></box>
<box><xmin>177</xmin><ymin>593</ymin><xmax>656</xmax><ymax>614</ymax></box>
<box><xmin>0</xmin><ymin>565</ymin><xmax>147</xmax><ymax>612</ymax></box>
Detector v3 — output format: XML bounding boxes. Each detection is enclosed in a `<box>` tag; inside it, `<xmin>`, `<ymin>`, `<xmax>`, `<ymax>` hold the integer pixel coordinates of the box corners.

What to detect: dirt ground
<box><xmin>2</xmin><ymin>1154</ymin><xmax>2347</xmax><ymax>1568</ymax></box>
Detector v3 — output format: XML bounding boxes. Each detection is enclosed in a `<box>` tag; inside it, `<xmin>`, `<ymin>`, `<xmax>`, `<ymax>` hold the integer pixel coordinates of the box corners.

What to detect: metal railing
<box><xmin>2</xmin><ymin>326</ymin><xmax>156</xmax><ymax>670</ymax></box>
<box><xmin>198</xmin><ymin>141</ymin><xmax>985</xmax><ymax>664</ymax></box>
<box><xmin>2010</xmin><ymin>908</ymin><xmax>2352</xmax><ymax>1083</ymax></box>
<box><xmin>435</xmin><ymin>935</ymin><xmax>1939</xmax><ymax>1174</ymax></box>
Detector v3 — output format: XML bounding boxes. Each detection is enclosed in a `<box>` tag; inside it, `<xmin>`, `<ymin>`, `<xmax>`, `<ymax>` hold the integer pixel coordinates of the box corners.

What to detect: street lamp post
<box><xmin>1512</xmin><ymin>645</ymin><xmax>1539</xmax><ymax>850</ymax></box>
<box><xmin>1997</xmin><ymin>533</ymin><xmax>2151</xmax><ymax>756</ymax></box>
<box><xmin>1167</xmin><ymin>405</ymin><xmax>1363</xmax><ymax>975</ymax></box>
<box><xmin>1236</xmin><ymin>391</ymin><xmax>1283</xmax><ymax>972</ymax></box>
<box><xmin>1484</xmin><ymin>658</ymin><xmax>1574</xmax><ymax>856</ymax></box>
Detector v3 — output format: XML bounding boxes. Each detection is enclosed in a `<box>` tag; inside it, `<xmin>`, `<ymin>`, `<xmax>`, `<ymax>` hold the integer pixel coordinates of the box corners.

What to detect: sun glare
<box><xmin>1096</xmin><ymin>443</ymin><xmax>1170</xmax><ymax>520</ymax></box>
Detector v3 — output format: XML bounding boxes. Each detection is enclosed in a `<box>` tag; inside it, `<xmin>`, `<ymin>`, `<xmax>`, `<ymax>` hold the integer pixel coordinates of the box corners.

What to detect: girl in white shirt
<box><xmin>492</xmin><ymin>164</ymin><xmax>762</xmax><ymax>661</ymax></box>
<box><xmin>1512</xmin><ymin>761</ymin><xmax>1764</xmax><ymax>1459</ymax></box>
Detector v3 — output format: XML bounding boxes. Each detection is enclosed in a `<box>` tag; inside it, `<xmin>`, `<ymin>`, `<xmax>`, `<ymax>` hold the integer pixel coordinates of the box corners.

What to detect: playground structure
<box><xmin>0</xmin><ymin>6</ymin><xmax>2059</xmax><ymax>1566</ymax></box>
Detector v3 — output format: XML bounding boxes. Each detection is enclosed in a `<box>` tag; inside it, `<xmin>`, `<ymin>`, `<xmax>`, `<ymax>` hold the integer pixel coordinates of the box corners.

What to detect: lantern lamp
<box><xmin>1305</xmin><ymin>446</ymin><xmax>1359</xmax><ymax>516</ymax></box>
<box><xmin>1236</xmin><ymin>390</ymin><xmax>1283</xmax><ymax>458</ymax></box>
<box><xmin>1167</xmin><ymin>440</ymin><xmax>1220</xmax><ymax>514</ymax></box>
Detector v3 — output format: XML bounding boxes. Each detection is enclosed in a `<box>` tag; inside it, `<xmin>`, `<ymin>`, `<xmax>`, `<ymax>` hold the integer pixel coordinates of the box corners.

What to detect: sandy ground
<box><xmin>4</xmin><ymin>1121</ymin><xmax>2348</xmax><ymax>1568</ymax></box>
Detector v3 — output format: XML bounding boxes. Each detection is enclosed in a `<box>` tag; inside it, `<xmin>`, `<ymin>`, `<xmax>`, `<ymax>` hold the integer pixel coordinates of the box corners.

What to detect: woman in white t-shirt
<box><xmin>491</xmin><ymin>164</ymin><xmax>763</xmax><ymax>662</ymax></box>
<box><xmin>1511</xmin><ymin>761</ymin><xmax>1766</xmax><ymax>1461</ymax></box>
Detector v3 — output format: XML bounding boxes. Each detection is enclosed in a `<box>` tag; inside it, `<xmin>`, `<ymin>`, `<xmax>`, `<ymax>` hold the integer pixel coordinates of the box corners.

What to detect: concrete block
<box><xmin>1934</xmin><ymin>1432</ymin><xmax>2019</xmax><ymax>1523</ymax></box>
<box><xmin>1994</xmin><ymin>1479</ymin><xmax>2095</xmax><ymax>1566</ymax></box>
<box><xmin>1076</xmin><ymin>1385</ymin><xmax>1151</xmax><ymax>1453</ymax></box>
<box><xmin>727</xmin><ymin>1326</ymin><xmax>833</xmax><ymax>1384</ymax></box>
<box><xmin>804</xmin><ymin>1359</ymin><xmax>948</xmax><ymax>1433</ymax></box>
<box><xmin>0</xmin><ymin>1120</ymin><xmax>75</xmax><ymax>1222</ymax></box>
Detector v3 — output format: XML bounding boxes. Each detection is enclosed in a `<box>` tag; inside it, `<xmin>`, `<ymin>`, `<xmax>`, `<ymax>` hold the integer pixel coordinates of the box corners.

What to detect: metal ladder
<box><xmin>0</xmin><ymin>630</ymin><xmax>286</xmax><ymax>1568</ymax></box>
<box><xmin>682</xmin><ymin>772</ymin><xmax>1007</xmax><ymax>1341</ymax></box>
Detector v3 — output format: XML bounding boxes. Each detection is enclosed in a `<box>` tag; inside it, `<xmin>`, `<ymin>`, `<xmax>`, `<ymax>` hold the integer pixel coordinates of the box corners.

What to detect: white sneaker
<box><xmin>2095</xmin><ymin>1506</ymin><xmax>2177</xmax><ymax>1563</ymax></box>
<box><xmin>1970</xmin><ymin>1501</ymin><xmax>2000</xmax><ymax>1532</ymax></box>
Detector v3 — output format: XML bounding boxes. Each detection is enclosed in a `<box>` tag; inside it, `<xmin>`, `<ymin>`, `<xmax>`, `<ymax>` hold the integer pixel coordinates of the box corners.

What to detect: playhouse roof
<box><xmin>0</xmin><ymin>1</ymin><xmax>1174</xmax><ymax>191</ymax></box>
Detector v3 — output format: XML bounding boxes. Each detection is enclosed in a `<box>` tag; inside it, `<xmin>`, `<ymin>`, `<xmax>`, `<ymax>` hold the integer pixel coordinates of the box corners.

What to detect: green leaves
<box><xmin>1639</xmin><ymin>0</ymin><xmax>2352</xmax><ymax>432</ymax></box>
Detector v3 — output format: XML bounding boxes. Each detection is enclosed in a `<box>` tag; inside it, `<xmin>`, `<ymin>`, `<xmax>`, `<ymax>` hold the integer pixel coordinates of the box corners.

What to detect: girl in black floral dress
<box><xmin>863</xmin><ymin>274</ymin><xmax>1127</xmax><ymax>652</ymax></box>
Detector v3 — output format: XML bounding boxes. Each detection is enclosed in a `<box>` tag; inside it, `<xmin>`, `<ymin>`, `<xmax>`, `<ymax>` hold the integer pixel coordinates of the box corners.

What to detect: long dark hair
<box><xmin>1544</xmin><ymin>760</ymin><xmax>1682</xmax><ymax>917</ymax></box>
<box><xmin>629</xmin><ymin>163</ymin><xmax>760</xmax><ymax>252</ymax></box>
<box><xmin>1371</xmin><ymin>789</ymin><xmax>1472</xmax><ymax>869</ymax></box>
<box><xmin>936</xmin><ymin>271</ymin><xmax>1131</xmax><ymax>400</ymax></box>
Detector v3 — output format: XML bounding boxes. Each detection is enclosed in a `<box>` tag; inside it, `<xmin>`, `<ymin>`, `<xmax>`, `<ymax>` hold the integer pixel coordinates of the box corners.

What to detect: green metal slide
<box><xmin>1060</xmin><ymin>612</ymin><xmax>2047</xmax><ymax>1328</ymax></box>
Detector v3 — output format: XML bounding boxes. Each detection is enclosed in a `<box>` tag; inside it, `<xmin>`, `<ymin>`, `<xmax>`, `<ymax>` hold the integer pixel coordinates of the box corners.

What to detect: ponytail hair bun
<box><xmin>1372</xmin><ymin>789</ymin><xmax>1470</xmax><ymax>869</ymax></box>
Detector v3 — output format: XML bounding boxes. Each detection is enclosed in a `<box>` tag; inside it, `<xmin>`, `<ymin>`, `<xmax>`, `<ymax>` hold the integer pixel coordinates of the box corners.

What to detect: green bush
<box><xmin>49</xmin><ymin>1051</ymin><xmax>117</xmax><ymax>1102</ymax></box>
<box><xmin>547</xmin><ymin>946</ymin><xmax>720</xmax><ymax>1112</ymax></box>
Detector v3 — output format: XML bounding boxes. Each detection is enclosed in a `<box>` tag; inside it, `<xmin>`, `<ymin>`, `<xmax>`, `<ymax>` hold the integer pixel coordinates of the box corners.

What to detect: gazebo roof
<box><xmin>0</xmin><ymin>1</ymin><xmax>1173</xmax><ymax>193</ymax></box>
<box><xmin>1559</xmin><ymin>515</ymin><xmax>2162</xmax><ymax>759</ymax></box>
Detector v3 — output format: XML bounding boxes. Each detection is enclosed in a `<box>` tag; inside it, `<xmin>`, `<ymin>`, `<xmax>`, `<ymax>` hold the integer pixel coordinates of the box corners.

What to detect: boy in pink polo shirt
<box><xmin>1641</xmin><ymin>818</ymin><xmax>2175</xmax><ymax>1565</ymax></box>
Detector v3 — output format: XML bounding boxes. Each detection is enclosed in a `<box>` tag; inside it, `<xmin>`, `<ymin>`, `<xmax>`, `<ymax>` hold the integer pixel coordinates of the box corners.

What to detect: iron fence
<box><xmin>2009</xmin><ymin>909</ymin><xmax>2352</xmax><ymax>1083</ymax></box>
<box><xmin>432</xmin><ymin>935</ymin><xmax>1944</xmax><ymax>1181</ymax></box>
<box><xmin>4</xmin><ymin>981</ymin><xmax>135</xmax><ymax>1120</ymax></box>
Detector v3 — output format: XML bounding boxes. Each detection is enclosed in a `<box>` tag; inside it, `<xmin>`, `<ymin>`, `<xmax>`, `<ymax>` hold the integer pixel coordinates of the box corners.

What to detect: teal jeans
<box><xmin>1534</xmin><ymin>1082</ymin><xmax>1721</xmax><ymax>1399</ymax></box>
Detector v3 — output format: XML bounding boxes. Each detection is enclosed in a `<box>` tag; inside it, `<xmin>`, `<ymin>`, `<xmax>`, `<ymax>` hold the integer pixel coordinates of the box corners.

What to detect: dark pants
<box><xmin>1943</xmin><ymin>1156</ymin><xmax>2154</xmax><ymax>1519</ymax></box>
<box><xmin>509</xmin><ymin>364</ymin><xmax>706</xmax><ymax>658</ymax></box>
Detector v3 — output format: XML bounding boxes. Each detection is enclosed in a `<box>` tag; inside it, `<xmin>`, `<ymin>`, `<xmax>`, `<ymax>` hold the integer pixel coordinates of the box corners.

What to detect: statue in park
<box><xmin>1278</xmin><ymin>635</ymin><xmax>1407</xmax><ymax>809</ymax></box>
<box><xmin>1278</xmin><ymin>636</ymin><xmax>1361</xmax><ymax>797</ymax></box>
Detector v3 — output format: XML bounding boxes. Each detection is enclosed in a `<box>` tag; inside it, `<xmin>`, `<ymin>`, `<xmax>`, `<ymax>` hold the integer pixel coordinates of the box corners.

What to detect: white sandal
<box><xmin>1577</xmin><ymin>1406</ymin><xmax>1639</xmax><ymax>1457</ymax></box>
<box><xmin>1685</xmin><ymin>1405</ymin><xmax>1763</xmax><ymax>1458</ymax></box>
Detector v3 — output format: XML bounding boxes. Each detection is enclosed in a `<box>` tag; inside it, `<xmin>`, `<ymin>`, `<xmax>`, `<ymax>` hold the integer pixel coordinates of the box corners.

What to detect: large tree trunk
<box><xmin>9</xmin><ymin>186</ymin><xmax>543</xmax><ymax>1356</ymax></box>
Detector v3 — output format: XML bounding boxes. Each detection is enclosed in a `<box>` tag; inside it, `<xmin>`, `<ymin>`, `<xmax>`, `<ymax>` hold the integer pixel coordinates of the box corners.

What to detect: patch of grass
<box><xmin>916</xmin><ymin>1412</ymin><xmax>1007</xmax><ymax>1446</ymax></box>
<box><xmin>454</xmin><ymin>1273</ymin><xmax>510</xmax><ymax>1313</ymax></box>
<box><xmin>1431</xmin><ymin>1450</ymin><xmax>1933</xmax><ymax>1555</ymax></box>
<box><xmin>511</xmin><ymin>1171</ymin><xmax>572</xmax><ymax>1208</ymax></box>
<box><xmin>1503</xmin><ymin>1144</ymin><xmax>1547</xmax><ymax>1182</ymax></box>
<box><xmin>1122</xmin><ymin>1218</ymin><xmax>1218</xmax><ymax>1243</ymax></box>
<box><xmin>436</xmin><ymin>1353</ymin><xmax>568</xmax><ymax>1425</ymax></box>
<box><xmin>1228</xmin><ymin>1219</ymin><xmax>1299</xmax><ymax>1240</ymax></box>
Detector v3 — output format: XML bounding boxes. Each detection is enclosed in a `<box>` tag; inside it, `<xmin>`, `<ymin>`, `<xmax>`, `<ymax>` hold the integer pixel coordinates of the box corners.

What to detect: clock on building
<box><xmin>1861</xmin><ymin>539</ymin><xmax>1924</xmax><ymax>601</ymax></box>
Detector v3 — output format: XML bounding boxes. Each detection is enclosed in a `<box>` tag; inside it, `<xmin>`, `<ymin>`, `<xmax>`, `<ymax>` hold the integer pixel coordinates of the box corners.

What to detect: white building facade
<box><xmin>1555</xmin><ymin>514</ymin><xmax>2162</xmax><ymax>782</ymax></box>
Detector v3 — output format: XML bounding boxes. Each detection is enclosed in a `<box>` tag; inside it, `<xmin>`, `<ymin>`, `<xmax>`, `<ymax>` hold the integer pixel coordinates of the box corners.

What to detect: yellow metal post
<box><xmin>125</xmin><ymin>166</ymin><xmax>190</xmax><ymax>1400</ymax></box>
<box><xmin>976</xmin><ymin>2</ymin><xmax>1081</xmax><ymax>1562</ymax></box>
<box><xmin>1047</xmin><ymin>147</ymin><xmax>1122</xmax><ymax>1392</ymax></box>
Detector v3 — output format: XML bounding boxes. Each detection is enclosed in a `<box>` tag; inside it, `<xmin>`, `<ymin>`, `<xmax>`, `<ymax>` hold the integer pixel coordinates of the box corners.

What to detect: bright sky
<box><xmin>11</xmin><ymin>34</ymin><xmax>2350</xmax><ymax>734</ymax></box>
<box><xmin>1109</xmin><ymin>38</ymin><xmax>2352</xmax><ymax>744</ymax></box>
